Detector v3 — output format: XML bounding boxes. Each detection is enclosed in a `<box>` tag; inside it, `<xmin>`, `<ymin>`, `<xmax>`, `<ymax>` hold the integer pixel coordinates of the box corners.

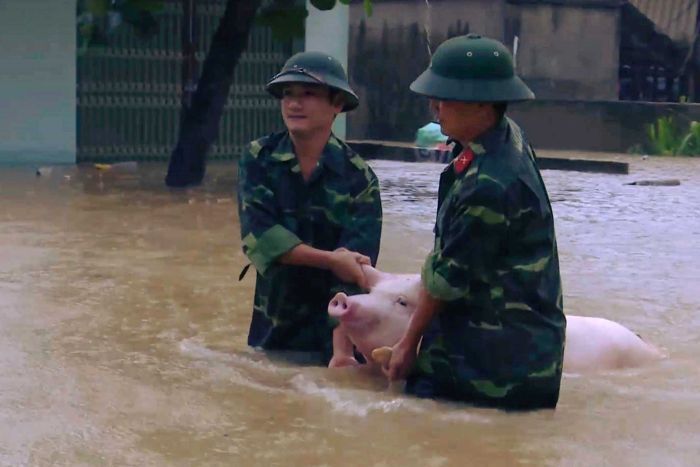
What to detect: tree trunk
<box><xmin>165</xmin><ymin>0</ymin><xmax>262</xmax><ymax>187</ymax></box>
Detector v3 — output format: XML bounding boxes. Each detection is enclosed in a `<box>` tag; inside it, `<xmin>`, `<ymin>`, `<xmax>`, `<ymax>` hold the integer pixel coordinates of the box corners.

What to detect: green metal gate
<box><xmin>77</xmin><ymin>1</ymin><xmax>294</xmax><ymax>163</ymax></box>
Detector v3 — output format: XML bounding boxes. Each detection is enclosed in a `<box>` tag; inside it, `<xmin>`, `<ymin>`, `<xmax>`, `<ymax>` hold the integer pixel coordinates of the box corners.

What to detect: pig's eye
<box><xmin>396</xmin><ymin>297</ymin><xmax>408</xmax><ymax>307</ymax></box>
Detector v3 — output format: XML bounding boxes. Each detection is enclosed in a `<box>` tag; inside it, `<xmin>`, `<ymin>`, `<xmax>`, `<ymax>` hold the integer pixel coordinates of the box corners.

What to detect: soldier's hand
<box><xmin>329</xmin><ymin>248</ymin><xmax>371</xmax><ymax>288</ymax></box>
<box><xmin>382</xmin><ymin>336</ymin><xmax>418</xmax><ymax>381</ymax></box>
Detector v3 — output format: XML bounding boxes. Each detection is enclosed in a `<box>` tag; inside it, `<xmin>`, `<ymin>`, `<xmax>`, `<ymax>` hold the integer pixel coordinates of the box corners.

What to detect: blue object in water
<box><xmin>415</xmin><ymin>122</ymin><xmax>448</xmax><ymax>148</ymax></box>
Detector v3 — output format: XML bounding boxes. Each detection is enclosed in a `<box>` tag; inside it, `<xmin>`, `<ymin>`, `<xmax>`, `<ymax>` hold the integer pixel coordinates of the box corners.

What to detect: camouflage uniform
<box><xmin>407</xmin><ymin>117</ymin><xmax>566</xmax><ymax>410</ymax></box>
<box><xmin>237</xmin><ymin>131</ymin><xmax>382</xmax><ymax>363</ymax></box>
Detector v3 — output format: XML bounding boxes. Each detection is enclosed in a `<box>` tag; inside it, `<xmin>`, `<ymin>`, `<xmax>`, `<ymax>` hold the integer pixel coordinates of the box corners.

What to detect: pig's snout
<box><xmin>328</xmin><ymin>292</ymin><xmax>351</xmax><ymax>318</ymax></box>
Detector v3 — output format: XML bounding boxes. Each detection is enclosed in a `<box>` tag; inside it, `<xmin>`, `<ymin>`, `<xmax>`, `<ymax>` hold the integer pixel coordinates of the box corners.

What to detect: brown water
<box><xmin>1</xmin><ymin>156</ymin><xmax>699</xmax><ymax>466</ymax></box>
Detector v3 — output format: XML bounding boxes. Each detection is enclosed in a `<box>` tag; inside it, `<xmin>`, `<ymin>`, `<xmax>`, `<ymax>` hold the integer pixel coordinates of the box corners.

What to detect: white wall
<box><xmin>305</xmin><ymin>1</ymin><xmax>349</xmax><ymax>139</ymax></box>
<box><xmin>0</xmin><ymin>0</ymin><xmax>76</xmax><ymax>164</ymax></box>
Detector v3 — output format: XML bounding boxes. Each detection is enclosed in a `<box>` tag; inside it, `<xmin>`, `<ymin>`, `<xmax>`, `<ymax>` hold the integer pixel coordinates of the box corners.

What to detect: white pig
<box><xmin>328</xmin><ymin>266</ymin><xmax>663</xmax><ymax>374</ymax></box>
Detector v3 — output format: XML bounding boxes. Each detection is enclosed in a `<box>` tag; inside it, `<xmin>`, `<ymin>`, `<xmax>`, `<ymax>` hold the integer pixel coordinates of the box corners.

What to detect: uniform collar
<box><xmin>319</xmin><ymin>133</ymin><xmax>347</xmax><ymax>175</ymax></box>
<box><xmin>268</xmin><ymin>132</ymin><xmax>296</xmax><ymax>162</ymax></box>
<box><xmin>451</xmin><ymin>115</ymin><xmax>509</xmax><ymax>158</ymax></box>
<box><xmin>270</xmin><ymin>131</ymin><xmax>346</xmax><ymax>176</ymax></box>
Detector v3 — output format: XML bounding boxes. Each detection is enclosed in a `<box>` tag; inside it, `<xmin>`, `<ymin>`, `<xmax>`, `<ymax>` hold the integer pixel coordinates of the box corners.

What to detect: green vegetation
<box><xmin>632</xmin><ymin>116</ymin><xmax>700</xmax><ymax>157</ymax></box>
<box><xmin>677</xmin><ymin>121</ymin><xmax>700</xmax><ymax>156</ymax></box>
<box><xmin>77</xmin><ymin>0</ymin><xmax>164</xmax><ymax>53</ymax></box>
<box><xmin>78</xmin><ymin>0</ymin><xmax>373</xmax><ymax>49</ymax></box>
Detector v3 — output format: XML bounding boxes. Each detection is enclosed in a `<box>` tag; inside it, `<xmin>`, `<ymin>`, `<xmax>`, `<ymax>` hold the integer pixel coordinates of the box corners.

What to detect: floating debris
<box><xmin>93</xmin><ymin>161</ymin><xmax>138</xmax><ymax>172</ymax></box>
<box><xmin>35</xmin><ymin>167</ymin><xmax>52</xmax><ymax>177</ymax></box>
<box><xmin>625</xmin><ymin>179</ymin><xmax>681</xmax><ymax>186</ymax></box>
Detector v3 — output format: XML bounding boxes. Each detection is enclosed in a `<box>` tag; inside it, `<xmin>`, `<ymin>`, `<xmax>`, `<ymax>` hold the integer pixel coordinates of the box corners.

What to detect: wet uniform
<box><xmin>237</xmin><ymin>131</ymin><xmax>382</xmax><ymax>363</ymax></box>
<box><xmin>408</xmin><ymin>117</ymin><xmax>566</xmax><ymax>410</ymax></box>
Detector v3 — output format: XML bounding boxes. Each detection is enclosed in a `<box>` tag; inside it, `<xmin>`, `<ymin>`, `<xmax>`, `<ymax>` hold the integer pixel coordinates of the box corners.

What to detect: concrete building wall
<box><xmin>508</xmin><ymin>3</ymin><xmax>620</xmax><ymax>100</ymax></box>
<box><xmin>350</xmin><ymin>0</ymin><xmax>506</xmax><ymax>42</ymax></box>
<box><xmin>509</xmin><ymin>99</ymin><xmax>700</xmax><ymax>153</ymax></box>
<box><xmin>347</xmin><ymin>0</ymin><xmax>507</xmax><ymax>141</ymax></box>
<box><xmin>0</xmin><ymin>0</ymin><xmax>76</xmax><ymax>164</ymax></box>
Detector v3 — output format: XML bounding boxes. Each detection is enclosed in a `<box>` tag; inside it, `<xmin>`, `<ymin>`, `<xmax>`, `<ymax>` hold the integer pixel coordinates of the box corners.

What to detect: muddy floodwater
<box><xmin>1</xmin><ymin>155</ymin><xmax>699</xmax><ymax>466</ymax></box>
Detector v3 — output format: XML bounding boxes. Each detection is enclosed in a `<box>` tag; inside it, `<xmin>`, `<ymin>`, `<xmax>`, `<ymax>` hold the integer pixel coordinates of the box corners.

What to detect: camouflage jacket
<box><xmin>237</xmin><ymin>131</ymin><xmax>382</xmax><ymax>363</ymax></box>
<box><xmin>410</xmin><ymin>117</ymin><xmax>566</xmax><ymax>410</ymax></box>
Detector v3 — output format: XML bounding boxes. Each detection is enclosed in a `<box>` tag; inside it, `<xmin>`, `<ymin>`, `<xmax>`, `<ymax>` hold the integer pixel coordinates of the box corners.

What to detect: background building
<box><xmin>0</xmin><ymin>0</ymin><xmax>76</xmax><ymax>164</ymax></box>
<box><xmin>347</xmin><ymin>0</ymin><xmax>700</xmax><ymax>152</ymax></box>
<box><xmin>3</xmin><ymin>0</ymin><xmax>700</xmax><ymax>164</ymax></box>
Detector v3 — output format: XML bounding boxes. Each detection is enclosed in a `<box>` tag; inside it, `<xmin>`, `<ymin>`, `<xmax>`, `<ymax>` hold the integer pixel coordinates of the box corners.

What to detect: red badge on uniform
<box><xmin>453</xmin><ymin>147</ymin><xmax>474</xmax><ymax>174</ymax></box>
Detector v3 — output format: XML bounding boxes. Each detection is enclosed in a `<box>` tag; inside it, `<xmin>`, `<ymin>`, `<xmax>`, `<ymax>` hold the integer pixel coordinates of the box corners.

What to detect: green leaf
<box><xmin>334</xmin><ymin>0</ymin><xmax>374</xmax><ymax>15</ymax></box>
<box><xmin>256</xmin><ymin>5</ymin><xmax>308</xmax><ymax>41</ymax></box>
<box><xmin>120</xmin><ymin>3</ymin><xmax>159</xmax><ymax>38</ymax></box>
<box><xmin>77</xmin><ymin>22</ymin><xmax>94</xmax><ymax>55</ymax></box>
<box><xmin>86</xmin><ymin>0</ymin><xmax>109</xmax><ymax>17</ymax></box>
<box><xmin>677</xmin><ymin>132</ymin><xmax>693</xmax><ymax>156</ymax></box>
<box><xmin>677</xmin><ymin>120</ymin><xmax>700</xmax><ymax>156</ymax></box>
<box><xmin>310</xmin><ymin>0</ymin><xmax>336</xmax><ymax>11</ymax></box>
<box><xmin>644</xmin><ymin>116</ymin><xmax>696</xmax><ymax>157</ymax></box>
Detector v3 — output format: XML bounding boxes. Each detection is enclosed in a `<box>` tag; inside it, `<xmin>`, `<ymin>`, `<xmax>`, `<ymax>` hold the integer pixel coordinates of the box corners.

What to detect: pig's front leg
<box><xmin>328</xmin><ymin>326</ymin><xmax>361</xmax><ymax>368</ymax></box>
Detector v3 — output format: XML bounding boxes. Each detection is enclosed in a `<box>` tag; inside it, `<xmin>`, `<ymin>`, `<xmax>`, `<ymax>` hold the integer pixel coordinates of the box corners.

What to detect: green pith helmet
<box><xmin>266</xmin><ymin>51</ymin><xmax>359</xmax><ymax>112</ymax></box>
<box><xmin>410</xmin><ymin>34</ymin><xmax>534</xmax><ymax>102</ymax></box>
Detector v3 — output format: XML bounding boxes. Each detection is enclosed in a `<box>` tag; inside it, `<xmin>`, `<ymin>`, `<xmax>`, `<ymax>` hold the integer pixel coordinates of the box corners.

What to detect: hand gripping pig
<box><xmin>328</xmin><ymin>266</ymin><xmax>663</xmax><ymax>374</ymax></box>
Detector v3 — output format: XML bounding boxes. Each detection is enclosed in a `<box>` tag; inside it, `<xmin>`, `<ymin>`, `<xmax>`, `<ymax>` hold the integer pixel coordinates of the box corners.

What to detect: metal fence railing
<box><xmin>77</xmin><ymin>0</ymin><xmax>293</xmax><ymax>162</ymax></box>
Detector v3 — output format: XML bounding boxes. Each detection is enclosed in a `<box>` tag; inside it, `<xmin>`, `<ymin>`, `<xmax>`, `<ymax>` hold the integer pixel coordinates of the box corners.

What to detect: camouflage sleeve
<box><xmin>336</xmin><ymin>171</ymin><xmax>383</xmax><ymax>266</ymax></box>
<box><xmin>421</xmin><ymin>177</ymin><xmax>508</xmax><ymax>301</ymax></box>
<box><xmin>329</xmin><ymin>167</ymin><xmax>382</xmax><ymax>298</ymax></box>
<box><xmin>237</xmin><ymin>145</ymin><xmax>302</xmax><ymax>275</ymax></box>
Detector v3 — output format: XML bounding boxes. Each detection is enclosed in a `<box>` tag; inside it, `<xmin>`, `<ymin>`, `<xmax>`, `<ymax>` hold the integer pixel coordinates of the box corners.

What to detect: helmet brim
<box><xmin>266</xmin><ymin>72</ymin><xmax>359</xmax><ymax>112</ymax></box>
<box><xmin>410</xmin><ymin>68</ymin><xmax>535</xmax><ymax>102</ymax></box>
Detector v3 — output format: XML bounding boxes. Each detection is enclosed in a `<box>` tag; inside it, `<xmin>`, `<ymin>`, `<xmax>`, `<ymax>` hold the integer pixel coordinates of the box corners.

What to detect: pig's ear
<box><xmin>362</xmin><ymin>265</ymin><xmax>385</xmax><ymax>290</ymax></box>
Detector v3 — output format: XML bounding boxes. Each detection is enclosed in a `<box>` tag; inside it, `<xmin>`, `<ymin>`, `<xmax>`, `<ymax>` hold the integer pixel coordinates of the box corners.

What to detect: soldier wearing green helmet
<box><xmin>237</xmin><ymin>51</ymin><xmax>382</xmax><ymax>364</ymax></box>
<box><xmin>383</xmin><ymin>35</ymin><xmax>566</xmax><ymax>410</ymax></box>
